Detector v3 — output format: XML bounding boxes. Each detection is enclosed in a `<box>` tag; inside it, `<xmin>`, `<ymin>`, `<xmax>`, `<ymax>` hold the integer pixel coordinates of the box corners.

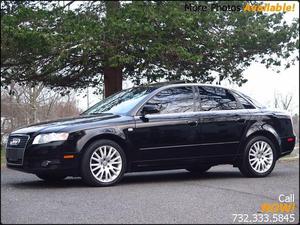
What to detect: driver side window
<box><xmin>146</xmin><ymin>86</ymin><xmax>194</xmax><ymax>114</ymax></box>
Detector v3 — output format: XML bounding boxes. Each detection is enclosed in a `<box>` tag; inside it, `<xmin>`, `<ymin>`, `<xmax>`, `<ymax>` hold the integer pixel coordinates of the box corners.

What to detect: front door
<box><xmin>130</xmin><ymin>86</ymin><xmax>200</xmax><ymax>163</ymax></box>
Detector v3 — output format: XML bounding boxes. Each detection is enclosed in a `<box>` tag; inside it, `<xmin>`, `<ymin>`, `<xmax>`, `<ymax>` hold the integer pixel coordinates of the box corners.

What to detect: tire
<box><xmin>81</xmin><ymin>139</ymin><xmax>126</xmax><ymax>187</ymax></box>
<box><xmin>36</xmin><ymin>173</ymin><xmax>67</xmax><ymax>182</ymax></box>
<box><xmin>186</xmin><ymin>165</ymin><xmax>211</xmax><ymax>174</ymax></box>
<box><xmin>238</xmin><ymin>136</ymin><xmax>276</xmax><ymax>177</ymax></box>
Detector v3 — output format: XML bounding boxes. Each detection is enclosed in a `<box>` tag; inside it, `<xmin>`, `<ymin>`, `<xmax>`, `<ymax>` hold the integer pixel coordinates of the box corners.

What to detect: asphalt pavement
<box><xmin>1</xmin><ymin>160</ymin><xmax>299</xmax><ymax>224</ymax></box>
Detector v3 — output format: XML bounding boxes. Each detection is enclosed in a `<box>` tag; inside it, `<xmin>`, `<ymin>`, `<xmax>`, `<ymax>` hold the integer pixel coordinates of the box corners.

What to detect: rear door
<box><xmin>194</xmin><ymin>86</ymin><xmax>251</xmax><ymax>158</ymax></box>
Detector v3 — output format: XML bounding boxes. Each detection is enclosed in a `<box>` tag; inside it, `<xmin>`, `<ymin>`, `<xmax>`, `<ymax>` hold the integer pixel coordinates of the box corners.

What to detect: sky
<box><xmin>76</xmin><ymin>1</ymin><xmax>299</xmax><ymax>114</ymax></box>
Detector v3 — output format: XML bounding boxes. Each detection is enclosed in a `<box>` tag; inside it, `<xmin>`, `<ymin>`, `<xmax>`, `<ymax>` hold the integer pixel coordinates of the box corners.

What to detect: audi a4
<box><xmin>5</xmin><ymin>82</ymin><xmax>296</xmax><ymax>186</ymax></box>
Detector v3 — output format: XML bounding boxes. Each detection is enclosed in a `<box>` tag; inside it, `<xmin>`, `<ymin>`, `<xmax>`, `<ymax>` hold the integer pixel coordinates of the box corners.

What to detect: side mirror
<box><xmin>141</xmin><ymin>104</ymin><xmax>160</xmax><ymax>116</ymax></box>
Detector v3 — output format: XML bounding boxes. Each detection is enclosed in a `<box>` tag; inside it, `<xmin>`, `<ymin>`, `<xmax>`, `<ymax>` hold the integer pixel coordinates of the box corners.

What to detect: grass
<box><xmin>1</xmin><ymin>147</ymin><xmax>5</xmax><ymax>166</ymax></box>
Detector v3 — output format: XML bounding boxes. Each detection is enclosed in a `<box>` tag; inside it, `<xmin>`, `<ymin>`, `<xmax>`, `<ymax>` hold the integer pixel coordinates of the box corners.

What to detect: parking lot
<box><xmin>1</xmin><ymin>159</ymin><xmax>299</xmax><ymax>224</ymax></box>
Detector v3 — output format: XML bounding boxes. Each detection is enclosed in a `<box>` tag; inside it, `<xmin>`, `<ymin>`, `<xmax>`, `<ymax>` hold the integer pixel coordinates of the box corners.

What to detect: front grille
<box><xmin>6</xmin><ymin>134</ymin><xmax>30</xmax><ymax>165</ymax></box>
<box><xmin>7</xmin><ymin>135</ymin><xmax>30</xmax><ymax>148</ymax></box>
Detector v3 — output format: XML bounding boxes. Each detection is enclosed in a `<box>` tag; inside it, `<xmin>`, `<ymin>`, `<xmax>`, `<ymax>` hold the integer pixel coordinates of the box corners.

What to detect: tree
<box><xmin>103</xmin><ymin>1</ymin><xmax>122</xmax><ymax>97</ymax></box>
<box><xmin>291</xmin><ymin>114</ymin><xmax>299</xmax><ymax>142</ymax></box>
<box><xmin>1</xmin><ymin>83</ymin><xmax>81</xmax><ymax>133</ymax></box>
<box><xmin>273</xmin><ymin>92</ymin><xmax>294</xmax><ymax>112</ymax></box>
<box><xmin>1</xmin><ymin>1</ymin><xmax>299</xmax><ymax>97</ymax></box>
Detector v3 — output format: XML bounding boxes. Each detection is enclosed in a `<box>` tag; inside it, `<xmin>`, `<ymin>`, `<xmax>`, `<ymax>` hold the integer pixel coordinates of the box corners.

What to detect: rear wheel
<box><xmin>239</xmin><ymin>136</ymin><xmax>276</xmax><ymax>177</ymax></box>
<box><xmin>36</xmin><ymin>173</ymin><xmax>67</xmax><ymax>182</ymax></box>
<box><xmin>186</xmin><ymin>165</ymin><xmax>211</xmax><ymax>174</ymax></box>
<box><xmin>81</xmin><ymin>139</ymin><xmax>126</xmax><ymax>187</ymax></box>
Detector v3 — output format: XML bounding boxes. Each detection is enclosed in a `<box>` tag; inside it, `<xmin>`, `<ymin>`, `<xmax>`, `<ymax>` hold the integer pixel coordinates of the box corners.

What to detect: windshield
<box><xmin>83</xmin><ymin>87</ymin><xmax>156</xmax><ymax>115</ymax></box>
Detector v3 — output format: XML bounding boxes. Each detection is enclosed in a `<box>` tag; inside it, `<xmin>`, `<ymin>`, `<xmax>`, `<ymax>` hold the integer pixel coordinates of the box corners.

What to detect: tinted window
<box><xmin>146</xmin><ymin>87</ymin><xmax>194</xmax><ymax>114</ymax></box>
<box><xmin>198</xmin><ymin>86</ymin><xmax>241</xmax><ymax>111</ymax></box>
<box><xmin>233</xmin><ymin>90</ymin><xmax>262</xmax><ymax>109</ymax></box>
<box><xmin>232</xmin><ymin>92</ymin><xmax>255</xmax><ymax>109</ymax></box>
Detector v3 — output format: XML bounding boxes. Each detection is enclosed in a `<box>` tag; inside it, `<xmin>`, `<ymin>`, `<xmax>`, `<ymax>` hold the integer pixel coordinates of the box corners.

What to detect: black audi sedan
<box><xmin>6</xmin><ymin>82</ymin><xmax>296</xmax><ymax>186</ymax></box>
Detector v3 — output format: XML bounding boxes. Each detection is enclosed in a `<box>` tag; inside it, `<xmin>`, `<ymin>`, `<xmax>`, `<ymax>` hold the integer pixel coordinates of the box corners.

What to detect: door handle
<box><xmin>186</xmin><ymin>120</ymin><xmax>198</xmax><ymax>126</ymax></box>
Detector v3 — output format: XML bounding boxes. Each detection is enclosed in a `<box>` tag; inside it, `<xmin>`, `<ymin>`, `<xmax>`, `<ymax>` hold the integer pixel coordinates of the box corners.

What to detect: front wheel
<box><xmin>239</xmin><ymin>136</ymin><xmax>276</xmax><ymax>177</ymax></box>
<box><xmin>81</xmin><ymin>139</ymin><xmax>126</xmax><ymax>187</ymax></box>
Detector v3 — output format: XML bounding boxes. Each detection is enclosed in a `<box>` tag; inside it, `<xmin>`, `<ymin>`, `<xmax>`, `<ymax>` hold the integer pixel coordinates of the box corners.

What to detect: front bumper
<box><xmin>6</xmin><ymin>141</ymin><xmax>80</xmax><ymax>176</ymax></box>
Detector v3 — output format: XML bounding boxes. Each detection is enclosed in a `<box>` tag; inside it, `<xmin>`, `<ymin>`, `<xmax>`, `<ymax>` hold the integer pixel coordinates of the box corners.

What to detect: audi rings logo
<box><xmin>10</xmin><ymin>138</ymin><xmax>21</xmax><ymax>146</ymax></box>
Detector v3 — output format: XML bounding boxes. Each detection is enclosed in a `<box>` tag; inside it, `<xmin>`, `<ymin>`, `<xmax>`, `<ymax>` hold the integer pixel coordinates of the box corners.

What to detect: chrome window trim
<box><xmin>133</xmin><ymin>108</ymin><xmax>258</xmax><ymax>120</ymax></box>
<box><xmin>135</xmin><ymin>106</ymin><xmax>261</xmax><ymax>119</ymax></box>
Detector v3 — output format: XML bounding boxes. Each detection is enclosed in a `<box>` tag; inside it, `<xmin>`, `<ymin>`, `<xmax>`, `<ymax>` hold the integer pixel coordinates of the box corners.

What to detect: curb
<box><xmin>279</xmin><ymin>146</ymin><xmax>299</xmax><ymax>161</ymax></box>
<box><xmin>279</xmin><ymin>154</ymin><xmax>299</xmax><ymax>161</ymax></box>
<box><xmin>1</xmin><ymin>162</ymin><xmax>6</xmax><ymax>168</ymax></box>
<box><xmin>278</xmin><ymin>147</ymin><xmax>299</xmax><ymax>161</ymax></box>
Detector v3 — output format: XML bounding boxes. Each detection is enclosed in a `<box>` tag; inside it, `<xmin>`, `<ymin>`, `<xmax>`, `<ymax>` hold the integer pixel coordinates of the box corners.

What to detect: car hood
<box><xmin>11</xmin><ymin>113</ymin><xmax>129</xmax><ymax>135</ymax></box>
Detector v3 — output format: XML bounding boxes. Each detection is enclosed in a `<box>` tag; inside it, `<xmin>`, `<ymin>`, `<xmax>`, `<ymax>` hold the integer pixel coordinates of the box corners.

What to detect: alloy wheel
<box><xmin>89</xmin><ymin>145</ymin><xmax>122</xmax><ymax>183</ymax></box>
<box><xmin>248</xmin><ymin>140</ymin><xmax>274</xmax><ymax>174</ymax></box>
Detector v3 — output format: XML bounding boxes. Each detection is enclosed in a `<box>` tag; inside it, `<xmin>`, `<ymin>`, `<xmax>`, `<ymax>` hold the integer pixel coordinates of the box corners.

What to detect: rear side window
<box><xmin>197</xmin><ymin>86</ymin><xmax>242</xmax><ymax>111</ymax></box>
<box><xmin>232</xmin><ymin>91</ymin><xmax>256</xmax><ymax>109</ymax></box>
<box><xmin>146</xmin><ymin>86</ymin><xmax>194</xmax><ymax>114</ymax></box>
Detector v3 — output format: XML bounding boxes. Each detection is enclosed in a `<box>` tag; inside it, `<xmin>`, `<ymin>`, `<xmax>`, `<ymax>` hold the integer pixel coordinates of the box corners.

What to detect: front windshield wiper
<box><xmin>81</xmin><ymin>112</ymin><xmax>113</xmax><ymax>116</ymax></box>
<box><xmin>91</xmin><ymin>112</ymin><xmax>113</xmax><ymax>115</ymax></box>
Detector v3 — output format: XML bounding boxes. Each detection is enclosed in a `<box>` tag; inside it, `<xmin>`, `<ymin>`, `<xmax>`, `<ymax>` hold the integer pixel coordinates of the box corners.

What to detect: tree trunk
<box><xmin>103</xmin><ymin>1</ymin><xmax>122</xmax><ymax>98</ymax></box>
<box><xmin>29</xmin><ymin>86</ymin><xmax>37</xmax><ymax>124</ymax></box>
<box><xmin>103</xmin><ymin>67</ymin><xmax>122</xmax><ymax>97</ymax></box>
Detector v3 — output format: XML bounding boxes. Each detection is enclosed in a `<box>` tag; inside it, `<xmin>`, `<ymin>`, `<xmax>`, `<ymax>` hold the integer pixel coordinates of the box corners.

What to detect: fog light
<box><xmin>41</xmin><ymin>160</ymin><xmax>51</xmax><ymax>167</ymax></box>
<box><xmin>41</xmin><ymin>160</ymin><xmax>60</xmax><ymax>167</ymax></box>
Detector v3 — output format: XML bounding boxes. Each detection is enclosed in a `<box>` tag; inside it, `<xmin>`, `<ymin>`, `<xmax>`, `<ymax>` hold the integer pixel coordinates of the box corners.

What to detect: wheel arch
<box><xmin>79</xmin><ymin>133</ymin><xmax>132</xmax><ymax>170</ymax></box>
<box><xmin>238</xmin><ymin>128</ymin><xmax>281</xmax><ymax>159</ymax></box>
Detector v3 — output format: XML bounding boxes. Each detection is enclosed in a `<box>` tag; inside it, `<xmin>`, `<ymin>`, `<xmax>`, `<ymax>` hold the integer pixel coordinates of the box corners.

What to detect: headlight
<box><xmin>32</xmin><ymin>133</ymin><xmax>69</xmax><ymax>145</ymax></box>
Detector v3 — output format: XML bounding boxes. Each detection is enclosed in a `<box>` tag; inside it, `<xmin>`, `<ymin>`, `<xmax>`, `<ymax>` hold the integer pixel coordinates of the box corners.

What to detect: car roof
<box><xmin>140</xmin><ymin>81</ymin><xmax>233</xmax><ymax>92</ymax></box>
